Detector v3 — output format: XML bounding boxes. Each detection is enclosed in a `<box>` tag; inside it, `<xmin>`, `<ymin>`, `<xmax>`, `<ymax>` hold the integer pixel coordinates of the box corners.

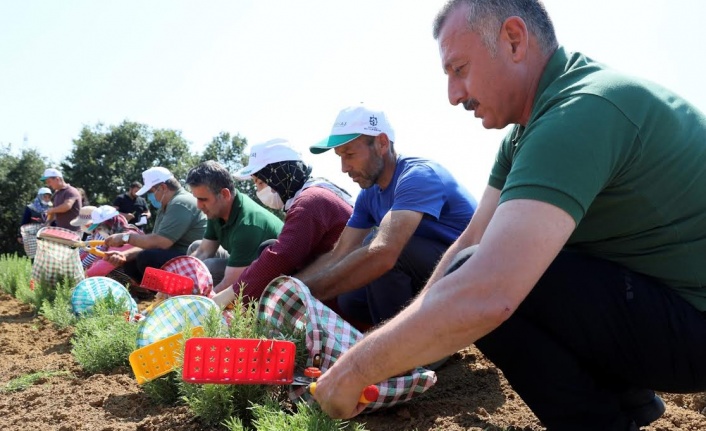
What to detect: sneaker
<box><xmin>621</xmin><ymin>389</ymin><xmax>666</xmax><ymax>427</ymax></box>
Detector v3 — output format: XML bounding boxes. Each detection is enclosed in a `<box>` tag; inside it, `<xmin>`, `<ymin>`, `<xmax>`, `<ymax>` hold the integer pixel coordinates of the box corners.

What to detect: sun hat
<box><xmin>37</xmin><ymin>187</ymin><xmax>52</xmax><ymax>196</ymax></box>
<box><xmin>136</xmin><ymin>167</ymin><xmax>174</xmax><ymax>196</ymax></box>
<box><xmin>233</xmin><ymin>139</ymin><xmax>303</xmax><ymax>180</ymax></box>
<box><xmin>309</xmin><ymin>105</ymin><xmax>395</xmax><ymax>154</ymax></box>
<box><xmin>87</xmin><ymin>205</ymin><xmax>119</xmax><ymax>232</ymax></box>
<box><xmin>40</xmin><ymin>168</ymin><xmax>63</xmax><ymax>180</ymax></box>
<box><xmin>70</xmin><ymin>205</ymin><xmax>98</xmax><ymax>231</ymax></box>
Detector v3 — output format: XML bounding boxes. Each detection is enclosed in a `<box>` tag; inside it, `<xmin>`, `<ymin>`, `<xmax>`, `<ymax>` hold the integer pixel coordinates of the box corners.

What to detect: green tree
<box><xmin>62</xmin><ymin>121</ymin><xmax>198</xmax><ymax>206</ymax></box>
<box><xmin>0</xmin><ymin>146</ymin><xmax>47</xmax><ymax>254</ymax></box>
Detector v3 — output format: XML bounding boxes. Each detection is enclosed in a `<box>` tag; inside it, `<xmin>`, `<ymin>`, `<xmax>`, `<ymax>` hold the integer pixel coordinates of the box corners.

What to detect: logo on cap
<box><xmin>369</xmin><ymin>116</ymin><xmax>378</xmax><ymax>127</ymax></box>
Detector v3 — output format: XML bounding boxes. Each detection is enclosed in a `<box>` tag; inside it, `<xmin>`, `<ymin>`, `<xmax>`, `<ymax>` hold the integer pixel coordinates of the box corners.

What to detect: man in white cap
<box><xmin>184</xmin><ymin>160</ymin><xmax>283</xmax><ymax>294</ymax></box>
<box><xmin>298</xmin><ymin>105</ymin><xmax>477</xmax><ymax>328</ymax></box>
<box><xmin>40</xmin><ymin>167</ymin><xmax>82</xmax><ymax>231</ymax></box>
<box><xmin>103</xmin><ymin>167</ymin><xmax>206</xmax><ymax>282</ymax></box>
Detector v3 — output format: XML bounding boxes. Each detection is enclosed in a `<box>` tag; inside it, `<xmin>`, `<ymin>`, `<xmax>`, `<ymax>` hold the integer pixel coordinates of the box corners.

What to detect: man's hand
<box><xmin>212</xmin><ymin>287</ymin><xmax>236</xmax><ymax>310</ymax></box>
<box><xmin>312</xmin><ymin>362</ymin><xmax>368</xmax><ymax>419</ymax></box>
<box><xmin>104</xmin><ymin>250</ymin><xmax>127</xmax><ymax>267</ymax></box>
<box><xmin>104</xmin><ymin>233</ymin><xmax>126</xmax><ymax>248</ymax></box>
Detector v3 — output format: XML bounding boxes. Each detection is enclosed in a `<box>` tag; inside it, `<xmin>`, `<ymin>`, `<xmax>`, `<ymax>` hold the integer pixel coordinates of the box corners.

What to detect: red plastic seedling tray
<box><xmin>182</xmin><ymin>337</ymin><xmax>296</xmax><ymax>384</ymax></box>
<box><xmin>140</xmin><ymin>267</ymin><xmax>194</xmax><ymax>296</ymax></box>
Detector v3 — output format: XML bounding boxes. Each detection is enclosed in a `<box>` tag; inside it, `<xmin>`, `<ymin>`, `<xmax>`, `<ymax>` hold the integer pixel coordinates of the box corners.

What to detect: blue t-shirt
<box><xmin>348</xmin><ymin>155</ymin><xmax>477</xmax><ymax>245</ymax></box>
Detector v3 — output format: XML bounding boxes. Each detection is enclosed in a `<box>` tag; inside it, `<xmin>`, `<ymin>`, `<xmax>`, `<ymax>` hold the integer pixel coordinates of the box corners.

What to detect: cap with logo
<box><xmin>309</xmin><ymin>105</ymin><xmax>395</xmax><ymax>154</ymax></box>
<box><xmin>136</xmin><ymin>167</ymin><xmax>174</xmax><ymax>196</ymax></box>
<box><xmin>40</xmin><ymin>168</ymin><xmax>63</xmax><ymax>181</ymax></box>
<box><xmin>70</xmin><ymin>205</ymin><xmax>98</xmax><ymax>232</ymax></box>
<box><xmin>87</xmin><ymin>205</ymin><xmax>120</xmax><ymax>232</ymax></box>
<box><xmin>234</xmin><ymin>138</ymin><xmax>303</xmax><ymax>180</ymax></box>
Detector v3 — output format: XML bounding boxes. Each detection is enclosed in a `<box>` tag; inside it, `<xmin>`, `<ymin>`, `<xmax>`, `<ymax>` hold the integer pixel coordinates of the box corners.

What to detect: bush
<box><xmin>71</xmin><ymin>295</ymin><xmax>138</xmax><ymax>374</ymax></box>
<box><xmin>0</xmin><ymin>254</ymin><xmax>31</xmax><ymax>297</ymax></box>
<box><xmin>232</xmin><ymin>399</ymin><xmax>368</xmax><ymax>431</ymax></box>
<box><xmin>40</xmin><ymin>278</ymin><xmax>77</xmax><ymax>329</ymax></box>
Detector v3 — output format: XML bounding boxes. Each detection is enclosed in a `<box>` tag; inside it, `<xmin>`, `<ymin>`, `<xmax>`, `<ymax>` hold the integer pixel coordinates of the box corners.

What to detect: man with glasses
<box><xmin>103</xmin><ymin>167</ymin><xmax>206</xmax><ymax>284</ymax></box>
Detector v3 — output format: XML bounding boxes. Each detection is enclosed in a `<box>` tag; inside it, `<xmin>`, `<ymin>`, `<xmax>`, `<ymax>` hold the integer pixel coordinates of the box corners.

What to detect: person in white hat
<box><xmin>184</xmin><ymin>159</ymin><xmax>283</xmax><ymax>294</ymax></box>
<box><xmin>17</xmin><ymin>187</ymin><xmax>53</xmax><ymax>245</ymax></box>
<box><xmin>68</xmin><ymin>205</ymin><xmax>102</xmax><ymax>268</ymax></box>
<box><xmin>103</xmin><ymin>167</ymin><xmax>206</xmax><ymax>283</ymax></box>
<box><xmin>82</xmin><ymin>205</ymin><xmax>143</xmax><ymax>279</ymax></box>
<box><xmin>40</xmin><ymin>167</ymin><xmax>83</xmax><ymax>231</ymax></box>
<box><xmin>300</xmin><ymin>105</ymin><xmax>477</xmax><ymax>329</ymax></box>
<box><xmin>210</xmin><ymin>139</ymin><xmax>355</xmax><ymax>311</ymax></box>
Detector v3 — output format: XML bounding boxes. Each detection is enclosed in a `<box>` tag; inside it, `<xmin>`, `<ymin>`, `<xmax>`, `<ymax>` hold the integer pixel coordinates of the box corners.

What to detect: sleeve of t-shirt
<box><xmin>203</xmin><ymin>219</ymin><xmax>218</xmax><ymax>241</ymax></box>
<box><xmin>153</xmin><ymin>203</ymin><xmax>196</xmax><ymax>243</ymax></box>
<box><xmin>388</xmin><ymin>163</ymin><xmax>447</xmax><ymax>219</ymax></box>
<box><xmin>347</xmin><ymin>190</ymin><xmax>375</xmax><ymax>229</ymax></box>
<box><xmin>498</xmin><ymin>96</ymin><xmax>639</xmax><ymax>224</ymax></box>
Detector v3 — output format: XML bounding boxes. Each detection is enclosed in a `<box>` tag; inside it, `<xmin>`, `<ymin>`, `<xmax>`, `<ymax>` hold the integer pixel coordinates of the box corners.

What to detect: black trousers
<box><xmin>122</xmin><ymin>248</ymin><xmax>186</xmax><ymax>282</ymax></box>
<box><xmin>337</xmin><ymin>234</ymin><xmax>449</xmax><ymax>325</ymax></box>
<box><xmin>448</xmin><ymin>247</ymin><xmax>706</xmax><ymax>430</ymax></box>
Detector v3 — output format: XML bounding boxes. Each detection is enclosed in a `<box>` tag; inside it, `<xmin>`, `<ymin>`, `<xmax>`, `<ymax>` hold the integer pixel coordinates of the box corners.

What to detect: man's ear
<box><xmin>501</xmin><ymin>16</ymin><xmax>528</xmax><ymax>60</ymax></box>
<box><xmin>221</xmin><ymin>188</ymin><xmax>233</xmax><ymax>200</ymax></box>
<box><xmin>377</xmin><ymin>133</ymin><xmax>391</xmax><ymax>155</ymax></box>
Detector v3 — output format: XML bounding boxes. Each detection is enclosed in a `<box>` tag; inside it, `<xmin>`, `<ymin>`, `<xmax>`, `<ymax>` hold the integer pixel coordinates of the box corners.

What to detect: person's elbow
<box><xmin>152</xmin><ymin>235</ymin><xmax>175</xmax><ymax>250</ymax></box>
<box><xmin>370</xmin><ymin>245</ymin><xmax>399</xmax><ymax>273</ymax></box>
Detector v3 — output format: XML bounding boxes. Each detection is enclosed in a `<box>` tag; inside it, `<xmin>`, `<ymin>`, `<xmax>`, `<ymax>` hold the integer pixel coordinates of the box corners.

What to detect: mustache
<box><xmin>462</xmin><ymin>99</ymin><xmax>479</xmax><ymax>111</ymax></box>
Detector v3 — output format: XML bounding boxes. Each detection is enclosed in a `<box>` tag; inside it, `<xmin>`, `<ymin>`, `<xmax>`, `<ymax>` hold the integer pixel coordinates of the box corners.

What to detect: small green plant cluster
<box><xmin>71</xmin><ymin>294</ymin><xmax>139</xmax><ymax>374</ymax></box>
<box><xmin>1</xmin><ymin>370</ymin><xmax>74</xmax><ymax>394</ymax></box>
<box><xmin>224</xmin><ymin>399</ymin><xmax>367</xmax><ymax>431</ymax></box>
<box><xmin>0</xmin><ymin>253</ymin><xmax>32</xmax><ymax>297</ymax></box>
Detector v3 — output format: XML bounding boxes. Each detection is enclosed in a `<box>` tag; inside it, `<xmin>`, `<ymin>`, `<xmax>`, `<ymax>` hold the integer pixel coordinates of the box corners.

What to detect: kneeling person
<box><xmin>185</xmin><ymin>160</ymin><xmax>283</xmax><ymax>293</ymax></box>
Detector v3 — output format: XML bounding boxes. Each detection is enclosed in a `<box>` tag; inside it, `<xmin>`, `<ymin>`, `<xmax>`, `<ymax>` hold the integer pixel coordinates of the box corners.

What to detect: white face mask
<box><xmin>256</xmin><ymin>186</ymin><xmax>284</xmax><ymax>210</ymax></box>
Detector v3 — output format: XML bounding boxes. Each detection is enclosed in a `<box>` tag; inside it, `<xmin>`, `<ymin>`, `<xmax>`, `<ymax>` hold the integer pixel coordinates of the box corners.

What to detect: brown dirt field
<box><xmin>1</xmin><ymin>292</ymin><xmax>705</xmax><ymax>431</ymax></box>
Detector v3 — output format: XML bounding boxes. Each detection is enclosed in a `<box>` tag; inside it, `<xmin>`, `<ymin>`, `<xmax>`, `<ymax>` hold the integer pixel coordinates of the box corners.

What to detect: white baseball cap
<box><xmin>40</xmin><ymin>168</ymin><xmax>63</xmax><ymax>180</ymax></box>
<box><xmin>37</xmin><ymin>187</ymin><xmax>52</xmax><ymax>196</ymax></box>
<box><xmin>87</xmin><ymin>205</ymin><xmax>119</xmax><ymax>232</ymax></box>
<box><xmin>233</xmin><ymin>138</ymin><xmax>303</xmax><ymax>180</ymax></box>
<box><xmin>136</xmin><ymin>167</ymin><xmax>174</xmax><ymax>196</ymax></box>
<box><xmin>309</xmin><ymin>105</ymin><xmax>395</xmax><ymax>154</ymax></box>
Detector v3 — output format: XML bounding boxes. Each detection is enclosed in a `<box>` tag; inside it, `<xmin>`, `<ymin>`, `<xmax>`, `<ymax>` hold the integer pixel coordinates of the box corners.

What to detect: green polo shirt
<box><xmin>489</xmin><ymin>46</ymin><xmax>706</xmax><ymax>310</ymax></box>
<box><xmin>204</xmin><ymin>192</ymin><xmax>283</xmax><ymax>267</ymax></box>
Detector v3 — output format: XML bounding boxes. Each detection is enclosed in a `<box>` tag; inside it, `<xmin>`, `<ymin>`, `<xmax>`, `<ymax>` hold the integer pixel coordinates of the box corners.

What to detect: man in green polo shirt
<box><xmin>185</xmin><ymin>160</ymin><xmax>283</xmax><ymax>294</ymax></box>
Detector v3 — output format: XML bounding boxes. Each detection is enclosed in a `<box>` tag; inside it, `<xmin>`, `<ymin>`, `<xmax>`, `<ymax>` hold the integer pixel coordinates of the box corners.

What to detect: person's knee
<box><xmin>187</xmin><ymin>240</ymin><xmax>202</xmax><ymax>256</ymax></box>
<box><xmin>444</xmin><ymin>245</ymin><xmax>478</xmax><ymax>276</ymax></box>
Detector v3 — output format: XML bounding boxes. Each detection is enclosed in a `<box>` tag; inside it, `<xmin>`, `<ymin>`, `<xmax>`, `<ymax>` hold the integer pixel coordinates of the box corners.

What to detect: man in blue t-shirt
<box><xmin>299</xmin><ymin>105</ymin><xmax>477</xmax><ymax>326</ymax></box>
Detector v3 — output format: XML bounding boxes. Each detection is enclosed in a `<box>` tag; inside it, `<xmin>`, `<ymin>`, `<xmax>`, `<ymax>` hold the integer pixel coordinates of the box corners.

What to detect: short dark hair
<box><xmin>130</xmin><ymin>181</ymin><xmax>142</xmax><ymax>189</ymax></box>
<box><xmin>186</xmin><ymin>160</ymin><xmax>235</xmax><ymax>195</ymax></box>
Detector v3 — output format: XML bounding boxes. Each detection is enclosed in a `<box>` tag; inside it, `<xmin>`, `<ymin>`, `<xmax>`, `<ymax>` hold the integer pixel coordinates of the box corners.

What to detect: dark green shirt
<box><xmin>204</xmin><ymin>192</ymin><xmax>283</xmax><ymax>267</ymax></box>
<box><xmin>490</xmin><ymin>47</ymin><xmax>706</xmax><ymax>310</ymax></box>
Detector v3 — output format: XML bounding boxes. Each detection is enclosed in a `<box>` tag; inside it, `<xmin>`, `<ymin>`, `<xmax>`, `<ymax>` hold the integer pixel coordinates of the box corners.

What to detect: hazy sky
<box><xmin>1</xmin><ymin>0</ymin><xmax>703</xmax><ymax>200</ymax></box>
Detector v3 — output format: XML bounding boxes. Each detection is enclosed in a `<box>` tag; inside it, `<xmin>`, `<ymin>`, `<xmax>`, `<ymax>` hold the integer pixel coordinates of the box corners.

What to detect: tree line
<box><xmin>1</xmin><ymin>120</ymin><xmax>262</xmax><ymax>255</ymax></box>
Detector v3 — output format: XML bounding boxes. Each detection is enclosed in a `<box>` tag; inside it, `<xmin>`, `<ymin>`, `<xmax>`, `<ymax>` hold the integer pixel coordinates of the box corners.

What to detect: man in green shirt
<box><xmin>312</xmin><ymin>1</ymin><xmax>706</xmax><ymax>430</ymax></box>
<box><xmin>104</xmin><ymin>167</ymin><xmax>206</xmax><ymax>281</ymax></box>
<box><xmin>185</xmin><ymin>160</ymin><xmax>283</xmax><ymax>294</ymax></box>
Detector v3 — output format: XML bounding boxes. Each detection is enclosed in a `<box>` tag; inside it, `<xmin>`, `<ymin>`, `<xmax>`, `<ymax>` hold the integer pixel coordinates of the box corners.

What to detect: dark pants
<box><xmin>448</xmin><ymin>246</ymin><xmax>706</xmax><ymax>430</ymax></box>
<box><xmin>337</xmin><ymin>234</ymin><xmax>449</xmax><ymax>325</ymax></box>
<box><xmin>122</xmin><ymin>248</ymin><xmax>186</xmax><ymax>282</ymax></box>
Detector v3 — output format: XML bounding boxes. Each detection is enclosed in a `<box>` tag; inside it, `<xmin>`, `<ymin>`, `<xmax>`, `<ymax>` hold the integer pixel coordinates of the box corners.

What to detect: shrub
<box><xmin>40</xmin><ymin>278</ymin><xmax>77</xmax><ymax>329</ymax></box>
<box><xmin>233</xmin><ymin>399</ymin><xmax>368</xmax><ymax>431</ymax></box>
<box><xmin>0</xmin><ymin>254</ymin><xmax>31</xmax><ymax>296</ymax></box>
<box><xmin>71</xmin><ymin>295</ymin><xmax>138</xmax><ymax>374</ymax></box>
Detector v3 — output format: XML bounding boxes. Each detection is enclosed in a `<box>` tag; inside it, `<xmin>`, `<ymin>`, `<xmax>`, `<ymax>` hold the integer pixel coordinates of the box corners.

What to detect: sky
<box><xmin>1</xmin><ymin>0</ymin><xmax>704</xmax><ymax>201</ymax></box>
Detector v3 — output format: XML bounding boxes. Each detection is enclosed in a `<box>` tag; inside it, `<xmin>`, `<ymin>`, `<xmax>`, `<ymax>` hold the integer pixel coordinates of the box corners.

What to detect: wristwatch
<box><xmin>121</xmin><ymin>233</ymin><xmax>130</xmax><ymax>244</ymax></box>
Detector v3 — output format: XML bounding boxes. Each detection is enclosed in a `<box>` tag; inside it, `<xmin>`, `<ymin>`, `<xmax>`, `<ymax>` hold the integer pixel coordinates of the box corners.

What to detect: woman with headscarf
<box><xmin>212</xmin><ymin>138</ymin><xmax>354</xmax><ymax>308</ymax></box>
<box><xmin>17</xmin><ymin>187</ymin><xmax>53</xmax><ymax>258</ymax></box>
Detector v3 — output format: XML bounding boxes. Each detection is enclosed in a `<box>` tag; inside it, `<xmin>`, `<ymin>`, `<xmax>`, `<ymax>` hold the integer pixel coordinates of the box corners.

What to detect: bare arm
<box><xmin>299</xmin><ymin>210</ymin><xmax>423</xmax><ymax>300</ymax></box>
<box><xmin>294</xmin><ymin>226</ymin><xmax>369</xmax><ymax>280</ymax></box>
<box><xmin>104</xmin><ymin>232</ymin><xmax>174</xmax><ymax>250</ymax></box>
<box><xmin>189</xmin><ymin>238</ymin><xmax>220</xmax><ymax>261</ymax></box>
<box><xmin>423</xmin><ymin>185</ymin><xmax>500</xmax><ymax>290</ymax></box>
<box><xmin>312</xmin><ymin>199</ymin><xmax>576</xmax><ymax>418</ymax></box>
<box><xmin>47</xmin><ymin>197</ymin><xmax>76</xmax><ymax>215</ymax></box>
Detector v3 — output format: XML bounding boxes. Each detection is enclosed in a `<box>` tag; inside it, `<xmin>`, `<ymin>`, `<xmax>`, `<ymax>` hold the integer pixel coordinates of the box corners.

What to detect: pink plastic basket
<box><xmin>182</xmin><ymin>338</ymin><xmax>296</xmax><ymax>385</ymax></box>
<box><xmin>140</xmin><ymin>267</ymin><xmax>194</xmax><ymax>296</ymax></box>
